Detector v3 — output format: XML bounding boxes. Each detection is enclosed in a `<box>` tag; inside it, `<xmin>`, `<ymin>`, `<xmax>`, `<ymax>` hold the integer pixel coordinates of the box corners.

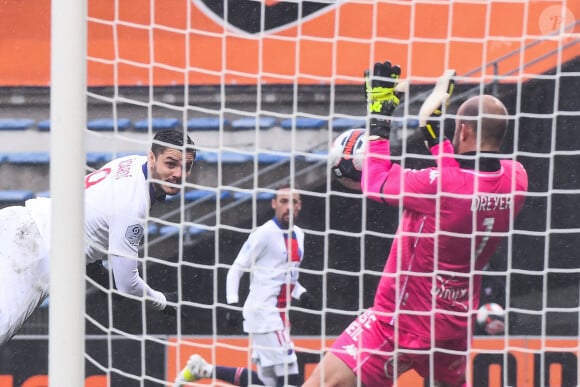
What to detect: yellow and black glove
<box><xmin>419</xmin><ymin>69</ymin><xmax>456</xmax><ymax>148</ymax></box>
<box><xmin>365</xmin><ymin>61</ymin><xmax>401</xmax><ymax>140</ymax></box>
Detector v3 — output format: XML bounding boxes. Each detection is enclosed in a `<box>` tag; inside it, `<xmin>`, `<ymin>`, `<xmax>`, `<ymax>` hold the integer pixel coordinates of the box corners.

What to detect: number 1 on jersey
<box><xmin>475</xmin><ymin>217</ymin><xmax>495</xmax><ymax>260</ymax></box>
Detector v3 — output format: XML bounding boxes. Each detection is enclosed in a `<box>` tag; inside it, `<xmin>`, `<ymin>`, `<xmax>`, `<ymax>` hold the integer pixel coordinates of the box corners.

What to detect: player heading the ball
<box><xmin>0</xmin><ymin>129</ymin><xmax>196</xmax><ymax>346</ymax></box>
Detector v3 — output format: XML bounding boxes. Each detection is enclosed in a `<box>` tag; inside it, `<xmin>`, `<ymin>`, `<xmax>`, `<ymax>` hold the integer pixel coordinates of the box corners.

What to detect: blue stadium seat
<box><xmin>166</xmin><ymin>189</ymin><xmax>230</xmax><ymax>202</ymax></box>
<box><xmin>37</xmin><ymin>119</ymin><xmax>51</xmax><ymax>131</ymax></box>
<box><xmin>280</xmin><ymin>117</ymin><xmax>327</xmax><ymax>130</ymax></box>
<box><xmin>187</xmin><ymin>117</ymin><xmax>228</xmax><ymax>131</ymax></box>
<box><xmin>158</xmin><ymin>225</ymin><xmax>208</xmax><ymax>237</ymax></box>
<box><xmin>332</xmin><ymin>117</ymin><xmax>366</xmax><ymax>131</ymax></box>
<box><xmin>87</xmin><ymin>118</ymin><xmax>132</xmax><ymax>131</ymax></box>
<box><xmin>116</xmin><ymin>151</ymin><xmax>147</xmax><ymax>159</ymax></box>
<box><xmin>197</xmin><ymin>151</ymin><xmax>253</xmax><ymax>164</ymax></box>
<box><xmin>133</xmin><ymin>118</ymin><xmax>181</xmax><ymax>132</ymax></box>
<box><xmin>86</xmin><ymin>152</ymin><xmax>112</xmax><ymax>164</ymax></box>
<box><xmin>257</xmin><ymin>152</ymin><xmax>291</xmax><ymax>164</ymax></box>
<box><xmin>5</xmin><ymin>152</ymin><xmax>50</xmax><ymax>165</ymax></box>
<box><xmin>147</xmin><ymin>223</ymin><xmax>159</xmax><ymax>236</ymax></box>
<box><xmin>233</xmin><ymin>191</ymin><xmax>275</xmax><ymax>201</ymax></box>
<box><xmin>36</xmin><ymin>191</ymin><xmax>51</xmax><ymax>198</ymax></box>
<box><xmin>298</xmin><ymin>150</ymin><xmax>328</xmax><ymax>163</ymax></box>
<box><xmin>0</xmin><ymin>118</ymin><xmax>35</xmax><ymax>131</ymax></box>
<box><xmin>0</xmin><ymin>190</ymin><xmax>35</xmax><ymax>202</ymax></box>
<box><xmin>405</xmin><ymin>118</ymin><xmax>420</xmax><ymax>129</ymax></box>
<box><xmin>184</xmin><ymin>189</ymin><xmax>230</xmax><ymax>202</ymax></box>
<box><xmin>231</xmin><ymin>117</ymin><xmax>277</xmax><ymax>130</ymax></box>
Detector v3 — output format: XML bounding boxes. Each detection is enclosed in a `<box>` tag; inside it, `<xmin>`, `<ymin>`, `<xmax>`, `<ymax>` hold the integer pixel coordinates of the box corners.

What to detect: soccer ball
<box><xmin>476</xmin><ymin>303</ymin><xmax>505</xmax><ymax>326</ymax></box>
<box><xmin>329</xmin><ymin>128</ymin><xmax>367</xmax><ymax>190</ymax></box>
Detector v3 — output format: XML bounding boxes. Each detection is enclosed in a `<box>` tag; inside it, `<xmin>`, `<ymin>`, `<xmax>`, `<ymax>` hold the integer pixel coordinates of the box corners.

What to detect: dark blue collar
<box><xmin>142</xmin><ymin>162</ymin><xmax>166</xmax><ymax>207</ymax></box>
<box><xmin>272</xmin><ymin>216</ymin><xmax>285</xmax><ymax>229</ymax></box>
<box><xmin>272</xmin><ymin>216</ymin><xmax>296</xmax><ymax>238</ymax></box>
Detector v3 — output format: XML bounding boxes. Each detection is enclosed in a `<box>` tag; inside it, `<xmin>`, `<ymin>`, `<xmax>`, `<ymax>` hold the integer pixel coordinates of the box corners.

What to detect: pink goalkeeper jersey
<box><xmin>362</xmin><ymin>139</ymin><xmax>528</xmax><ymax>342</ymax></box>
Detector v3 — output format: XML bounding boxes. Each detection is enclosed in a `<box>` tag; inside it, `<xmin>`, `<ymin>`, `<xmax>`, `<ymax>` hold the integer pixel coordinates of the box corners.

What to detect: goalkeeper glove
<box><xmin>365</xmin><ymin>61</ymin><xmax>402</xmax><ymax>140</ymax></box>
<box><xmin>419</xmin><ymin>69</ymin><xmax>456</xmax><ymax>149</ymax></box>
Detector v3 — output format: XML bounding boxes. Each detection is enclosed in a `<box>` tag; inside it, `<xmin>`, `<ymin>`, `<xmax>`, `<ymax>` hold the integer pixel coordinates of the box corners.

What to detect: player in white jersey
<box><xmin>0</xmin><ymin>129</ymin><xmax>196</xmax><ymax>345</ymax></box>
<box><xmin>174</xmin><ymin>185</ymin><xmax>315</xmax><ymax>387</ymax></box>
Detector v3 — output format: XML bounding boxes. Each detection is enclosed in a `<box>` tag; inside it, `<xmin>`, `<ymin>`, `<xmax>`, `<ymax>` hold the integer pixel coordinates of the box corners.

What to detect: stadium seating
<box><xmin>0</xmin><ymin>118</ymin><xmax>36</xmax><ymax>131</ymax></box>
<box><xmin>0</xmin><ymin>190</ymin><xmax>35</xmax><ymax>203</ymax></box>
<box><xmin>86</xmin><ymin>152</ymin><xmax>113</xmax><ymax>165</ymax></box>
<box><xmin>87</xmin><ymin>118</ymin><xmax>132</xmax><ymax>131</ymax></box>
<box><xmin>4</xmin><ymin>152</ymin><xmax>50</xmax><ymax>165</ymax></box>
<box><xmin>165</xmin><ymin>189</ymin><xmax>231</xmax><ymax>202</ymax></box>
<box><xmin>187</xmin><ymin>117</ymin><xmax>228</xmax><ymax>131</ymax></box>
<box><xmin>134</xmin><ymin>118</ymin><xmax>181</xmax><ymax>132</ymax></box>
<box><xmin>37</xmin><ymin>119</ymin><xmax>51</xmax><ymax>131</ymax></box>
<box><xmin>331</xmin><ymin>117</ymin><xmax>366</xmax><ymax>131</ymax></box>
<box><xmin>231</xmin><ymin>117</ymin><xmax>277</xmax><ymax>130</ymax></box>
<box><xmin>280</xmin><ymin>117</ymin><xmax>327</xmax><ymax>130</ymax></box>
<box><xmin>405</xmin><ymin>118</ymin><xmax>420</xmax><ymax>129</ymax></box>
<box><xmin>256</xmin><ymin>152</ymin><xmax>291</xmax><ymax>165</ymax></box>
<box><xmin>232</xmin><ymin>191</ymin><xmax>275</xmax><ymax>201</ymax></box>
<box><xmin>297</xmin><ymin>149</ymin><xmax>328</xmax><ymax>164</ymax></box>
<box><xmin>196</xmin><ymin>150</ymin><xmax>253</xmax><ymax>164</ymax></box>
<box><xmin>158</xmin><ymin>224</ymin><xmax>207</xmax><ymax>237</ymax></box>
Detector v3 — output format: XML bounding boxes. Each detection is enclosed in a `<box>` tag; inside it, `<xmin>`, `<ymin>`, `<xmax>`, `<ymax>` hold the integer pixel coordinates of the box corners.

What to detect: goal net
<box><xmin>37</xmin><ymin>0</ymin><xmax>580</xmax><ymax>386</ymax></box>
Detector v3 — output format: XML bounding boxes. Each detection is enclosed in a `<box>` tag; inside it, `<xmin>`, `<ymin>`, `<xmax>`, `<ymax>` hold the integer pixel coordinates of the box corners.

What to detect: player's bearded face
<box><xmin>272</xmin><ymin>189</ymin><xmax>301</xmax><ymax>228</ymax></box>
<box><xmin>149</xmin><ymin>148</ymin><xmax>194</xmax><ymax>195</ymax></box>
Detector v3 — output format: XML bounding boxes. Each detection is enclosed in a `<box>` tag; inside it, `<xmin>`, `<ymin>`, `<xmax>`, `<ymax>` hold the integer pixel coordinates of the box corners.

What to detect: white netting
<box><xmin>80</xmin><ymin>1</ymin><xmax>577</xmax><ymax>385</ymax></box>
<box><xmin>35</xmin><ymin>1</ymin><xmax>579</xmax><ymax>386</ymax></box>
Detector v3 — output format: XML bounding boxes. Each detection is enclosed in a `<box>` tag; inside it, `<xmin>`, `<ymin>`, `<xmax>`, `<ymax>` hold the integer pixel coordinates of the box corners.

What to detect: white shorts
<box><xmin>0</xmin><ymin>205</ymin><xmax>50</xmax><ymax>345</ymax></box>
<box><xmin>250</xmin><ymin>330</ymin><xmax>298</xmax><ymax>369</ymax></box>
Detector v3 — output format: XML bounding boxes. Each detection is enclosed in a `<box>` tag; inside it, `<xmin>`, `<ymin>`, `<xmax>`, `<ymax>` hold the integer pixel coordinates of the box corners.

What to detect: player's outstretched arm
<box><xmin>361</xmin><ymin>61</ymin><xmax>404</xmax><ymax>203</ymax></box>
<box><xmin>419</xmin><ymin>69</ymin><xmax>458</xmax><ymax>167</ymax></box>
<box><xmin>365</xmin><ymin>61</ymin><xmax>401</xmax><ymax>141</ymax></box>
<box><xmin>109</xmin><ymin>254</ymin><xmax>173</xmax><ymax>313</ymax></box>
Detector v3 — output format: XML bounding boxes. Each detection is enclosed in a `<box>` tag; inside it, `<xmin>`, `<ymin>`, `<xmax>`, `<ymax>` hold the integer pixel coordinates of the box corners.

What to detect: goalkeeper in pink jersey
<box><xmin>304</xmin><ymin>63</ymin><xmax>528</xmax><ymax>386</ymax></box>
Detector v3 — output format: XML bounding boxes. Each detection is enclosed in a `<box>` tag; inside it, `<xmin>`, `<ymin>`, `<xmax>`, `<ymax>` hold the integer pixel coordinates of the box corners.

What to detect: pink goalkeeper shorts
<box><xmin>330</xmin><ymin>308</ymin><xmax>467</xmax><ymax>387</ymax></box>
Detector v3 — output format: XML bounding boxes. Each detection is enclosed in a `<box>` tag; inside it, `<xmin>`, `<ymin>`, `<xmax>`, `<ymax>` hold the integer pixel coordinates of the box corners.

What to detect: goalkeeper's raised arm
<box><xmin>305</xmin><ymin>61</ymin><xmax>528</xmax><ymax>387</ymax></box>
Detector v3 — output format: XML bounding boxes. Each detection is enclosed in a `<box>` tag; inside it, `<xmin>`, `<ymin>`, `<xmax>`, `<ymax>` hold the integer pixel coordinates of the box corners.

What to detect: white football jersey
<box><xmin>84</xmin><ymin>155</ymin><xmax>150</xmax><ymax>263</ymax></box>
<box><xmin>226</xmin><ymin>218</ymin><xmax>306</xmax><ymax>333</ymax></box>
<box><xmin>25</xmin><ymin>155</ymin><xmax>167</xmax><ymax>310</ymax></box>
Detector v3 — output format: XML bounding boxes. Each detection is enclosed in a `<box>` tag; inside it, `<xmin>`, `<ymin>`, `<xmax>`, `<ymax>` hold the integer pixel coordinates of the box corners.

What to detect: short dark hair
<box><xmin>151</xmin><ymin>129</ymin><xmax>196</xmax><ymax>160</ymax></box>
<box><xmin>273</xmin><ymin>183</ymin><xmax>300</xmax><ymax>200</ymax></box>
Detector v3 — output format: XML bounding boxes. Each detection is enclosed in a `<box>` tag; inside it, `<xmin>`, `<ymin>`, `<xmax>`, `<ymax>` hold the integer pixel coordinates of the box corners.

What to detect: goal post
<box><xmin>43</xmin><ymin>1</ymin><xmax>580</xmax><ymax>386</ymax></box>
<box><xmin>49</xmin><ymin>0</ymin><xmax>87</xmax><ymax>385</ymax></box>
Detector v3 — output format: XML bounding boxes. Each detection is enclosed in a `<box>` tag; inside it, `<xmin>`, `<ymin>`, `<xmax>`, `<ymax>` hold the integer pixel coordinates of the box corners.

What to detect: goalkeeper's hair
<box><xmin>151</xmin><ymin>129</ymin><xmax>197</xmax><ymax>160</ymax></box>
<box><xmin>273</xmin><ymin>182</ymin><xmax>302</xmax><ymax>200</ymax></box>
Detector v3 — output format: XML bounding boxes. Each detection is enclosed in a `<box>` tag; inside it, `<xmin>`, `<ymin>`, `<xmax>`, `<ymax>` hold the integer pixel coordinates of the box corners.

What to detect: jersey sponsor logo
<box><xmin>85</xmin><ymin>168</ymin><xmax>111</xmax><ymax>189</ymax></box>
<box><xmin>125</xmin><ymin>224</ymin><xmax>144</xmax><ymax>247</ymax></box>
<box><xmin>196</xmin><ymin>0</ymin><xmax>334</xmax><ymax>34</ymax></box>
<box><xmin>342</xmin><ymin>343</ymin><xmax>357</xmax><ymax>359</ymax></box>
<box><xmin>344</xmin><ymin>309</ymin><xmax>377</xmax><ymax>342</ymax></box>
<box><xmin>434</xmin><ymin>275</ymin><xmax>468</xmax><ymax>303</ymax></box>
